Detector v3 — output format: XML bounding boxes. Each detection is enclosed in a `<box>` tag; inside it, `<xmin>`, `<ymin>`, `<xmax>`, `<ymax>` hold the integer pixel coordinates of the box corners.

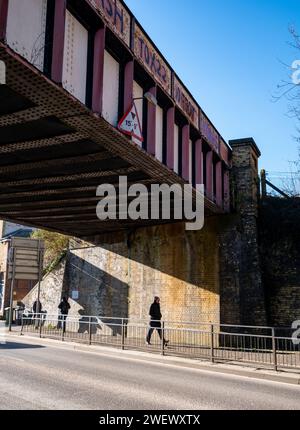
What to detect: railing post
<box><xmin>272</xmin><ymin>327</ymin><xmax>278</xmax><ymax>372</ymax></box>
<box><xmin>210</xmin><ymin>324</ymin><xmax>215</xmax><ymax>363</ymax></box>
<box><xmin>261</xmin><ymin>169</ymin><xmax>267</xmax><ymax>198</ymax></box>
<box><xmin>20</xmin><ymin>316</ymin><xmax>24</xmax><ymax>336</ymax></box>
<box><xmin>61</xmin><ymin>317</ymin><xmax>64</xmax><ymax>342</ymax></box>
<box><xmin>121</xmin><ymin>319</ymin><xmax>125</xmax><ymax>350</ymax></box>
<box><xmin>88</xmin><ymin>316</ymin><xmax>92</xmax><ymax>346</ymax></box>
<box><xmin>39</xmin><ymin>316</ymin><xmax>42</xmax><ymax>338</ymax></box>
<box><xmin>161</xmin><ymin>321</ymin><xmax>165</xmax><ymax>356</ymax></box>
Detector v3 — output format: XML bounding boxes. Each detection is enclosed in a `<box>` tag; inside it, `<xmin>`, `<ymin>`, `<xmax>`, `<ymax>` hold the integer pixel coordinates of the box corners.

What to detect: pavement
<box><xmin>0</xmin><ymin>332</ymin><xmax>299</xmax><ymax>410</ymax></box>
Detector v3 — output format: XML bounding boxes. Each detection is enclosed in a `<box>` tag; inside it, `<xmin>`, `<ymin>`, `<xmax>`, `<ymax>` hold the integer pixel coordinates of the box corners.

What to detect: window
<box><xmin>189</xmin><ymin>139</ymin><xmax>193</xmax><ymax>184</ymax></box>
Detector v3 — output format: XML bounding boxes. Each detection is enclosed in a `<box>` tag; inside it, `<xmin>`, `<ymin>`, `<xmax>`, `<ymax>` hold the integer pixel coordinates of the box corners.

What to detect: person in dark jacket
<box><xmin>32</xmin><ymin>299</ymin><xmax>42</xmax><ymax>327</ymax></box>
<box><xmin>57</xmin><ymin>297</ymin><xmax>70</xmax><ymax>332</ymax></box>
<box><xmin>146</xmin><ymin>296</ymin><xmax>169</xmax><ymax>346</ymax></box>
<box><xmin>33</xmin><ymin>299</ymin><xmax>42</xmax><ymax>315</ymax></box>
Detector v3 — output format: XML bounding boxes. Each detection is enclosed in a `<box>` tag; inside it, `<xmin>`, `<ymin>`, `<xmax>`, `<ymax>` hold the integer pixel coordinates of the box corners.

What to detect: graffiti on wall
<box><xmin>200</xmin><ymin>112</ymin><xmax>219</xmax><ymax>153</ymax></box>
<box><xmin>88</xmin><ymin>0</ymin><xmax>131</xmax><ymax>46</ymax></box>
<box><xmin>134</xmin><ymin>24</ymin><xmax>171</xmax><ymax>95</ymax></box>
<box><xmin>173</xmin><ymin>76</ymin><xmax>199</xmax><ymax>130</ymax></box>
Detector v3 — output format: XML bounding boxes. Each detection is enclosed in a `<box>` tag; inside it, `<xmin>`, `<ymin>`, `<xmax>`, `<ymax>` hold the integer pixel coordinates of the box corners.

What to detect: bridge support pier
<box><xmin>219</xmin><ymin>138</ymin><xmax>267</xmax><ymax>326</ymax></box>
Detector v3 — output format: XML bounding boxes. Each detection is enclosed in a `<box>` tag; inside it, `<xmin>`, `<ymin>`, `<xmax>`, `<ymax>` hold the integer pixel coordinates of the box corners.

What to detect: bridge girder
<box><xmin>0</xmin><ymin>44</ymin><xmax>223</xmax><ymax>238</ymax></box>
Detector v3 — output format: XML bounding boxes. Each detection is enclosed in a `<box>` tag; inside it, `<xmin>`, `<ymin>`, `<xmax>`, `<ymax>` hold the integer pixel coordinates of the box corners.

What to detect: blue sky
<box><xmin>125</xmin><ymin>0</ymin><xmax>300</xmax><ymax>173</ymax></box>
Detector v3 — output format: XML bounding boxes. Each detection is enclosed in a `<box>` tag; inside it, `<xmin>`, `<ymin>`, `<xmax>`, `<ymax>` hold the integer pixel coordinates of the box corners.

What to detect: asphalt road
<box><xmin>0</xmin><ymin>338</ymin><xmax>299</xmax><ymax>410</ymax></box>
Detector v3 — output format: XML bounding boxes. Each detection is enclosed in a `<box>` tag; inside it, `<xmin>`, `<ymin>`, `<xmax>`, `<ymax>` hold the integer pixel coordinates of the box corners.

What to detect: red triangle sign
<box><xmin>118</xmin><ymin>102</ymin><xmax>143</xmax><ymax>142</ymax></box>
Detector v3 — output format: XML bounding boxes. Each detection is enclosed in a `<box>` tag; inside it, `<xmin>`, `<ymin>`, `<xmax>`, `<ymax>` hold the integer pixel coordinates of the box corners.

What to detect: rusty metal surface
<box><xmin>0</xmin><ymin>43</ymin><xmax>223</xmax><ymax>238</ymax></box>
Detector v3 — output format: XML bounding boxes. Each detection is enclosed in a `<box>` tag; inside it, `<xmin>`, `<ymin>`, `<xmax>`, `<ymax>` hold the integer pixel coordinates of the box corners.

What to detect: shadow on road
<box><xmin>0</xmin><ymin>341</ymin><xmax>45</xmax><ymax>350</ymax></box>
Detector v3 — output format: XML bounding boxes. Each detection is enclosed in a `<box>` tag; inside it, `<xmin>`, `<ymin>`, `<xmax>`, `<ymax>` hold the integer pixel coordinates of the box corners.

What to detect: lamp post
<box><xmin>133</xmin><ymin>91</ymin><xmax>158</xmax><ymax>106</ymax></box>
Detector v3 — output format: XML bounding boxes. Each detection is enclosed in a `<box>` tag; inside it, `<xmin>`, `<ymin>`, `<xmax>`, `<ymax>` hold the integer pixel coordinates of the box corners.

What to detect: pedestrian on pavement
<box><xmin>32</xmin><ymin>299</ymin><xmax>43</xmax><ymax>327</ymax></box>
<box><xmin>146</xmin><ymin>296</ymin><xmax>169</xmax><ymax>346</ymax></box>
<box><xmin>58</xmin><ymin>297</ymin><xmax>70</xmax><ymax>333</ymax></box>
<box><xmin>33</xmin><ymin>299</ymin><xmax>42</xmax><ymax>315</ymax></box>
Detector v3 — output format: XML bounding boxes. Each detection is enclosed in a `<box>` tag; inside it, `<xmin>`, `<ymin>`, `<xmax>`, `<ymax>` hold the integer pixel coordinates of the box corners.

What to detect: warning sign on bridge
<box><xmin>118</xmin><ymin>103</ymin><xmax>143</xmax><ymax>143</ymax></box>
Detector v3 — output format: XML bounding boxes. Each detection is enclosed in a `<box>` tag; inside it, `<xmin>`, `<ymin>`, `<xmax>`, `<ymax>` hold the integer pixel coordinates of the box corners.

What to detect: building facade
<box><xmin>0</xmin><ymin>222</ymin><xmax>34</xmax><ymax>315</ymax></box>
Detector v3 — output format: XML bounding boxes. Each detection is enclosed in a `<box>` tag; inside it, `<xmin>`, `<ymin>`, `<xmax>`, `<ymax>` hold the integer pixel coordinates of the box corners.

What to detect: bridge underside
<box><xmin>0</xmin><ymin>44</ymin><xmax>223</xmax><ymax>239</ymax></box>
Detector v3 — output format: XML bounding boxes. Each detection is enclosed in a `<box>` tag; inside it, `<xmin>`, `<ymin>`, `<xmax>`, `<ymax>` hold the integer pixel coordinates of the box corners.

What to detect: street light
<box><xmin>133</xmin><ymin>91</ymin><xmax>158</xmax><ymax>106</ymax></box>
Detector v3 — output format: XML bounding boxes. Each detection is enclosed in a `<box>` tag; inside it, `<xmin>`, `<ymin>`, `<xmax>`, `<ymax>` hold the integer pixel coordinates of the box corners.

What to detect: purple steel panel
<box><xmin>215</xmin><ymin>160</ymin><xmax>222</xmax><ymax>207</ymax></box>
<box><xmin>195</xmin><ymin>138</ymin><xmax>203</xmax><ymax>185</ymax></box>
<box><xmin>166</xmin><ymin>106</ymin><xmax>175</xmax><ymax>169</ymax></box>
<box><xmin>146</xmin><ymin>86</ymin><xmax>156</xmax><ymax>155</ymax></box>
<box><xmin>123</xmin><ymin>59</ymin><xmax>134</xmax><ymax>113</ymax></box>
<box><xmin>181</xmin><ymin>124</ymin><xmax>190</xmax><ymax>181</ymax></box>
<box><xmin>0</xmin><ymin>0</ymin><xmax>8</xmax><ymax>41</ymax></box>
<box><xmin>173</xmin><ymin>76</ymin><xmax>199</xmax><ymax>130</ymax></box>
<box><xmin>220</xmin><ymin>136</ymin><xmax>229</xmax><ymax>165</ymax></box>
<box><xmin>92</xmin><ymin>27</ymin><xmax>106</xmax><ymax>114</ymax></box>
<box><xmin>200</xmin><ymin>111</ymin><xmax>220</xmax><ymax>154</ymax></box>
<box><xmin>206</xmin><ymin>150</ymin><xmax>213</xmax><ymax>200</ymax></box>
<box><xmin>51</xmin><ymin>0</ymin><xmax>67</xmax><ymax>84</ymax></box>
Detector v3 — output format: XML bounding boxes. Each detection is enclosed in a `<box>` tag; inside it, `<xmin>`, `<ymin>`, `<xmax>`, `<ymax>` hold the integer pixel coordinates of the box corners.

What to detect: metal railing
<box><xmin>20</xmin><ymin>314</ymin><xmax>300</xmax><ymax>372</ymax></box>
<box><xmin>261</xmin><ymin>169</ymin><xmax>300</xmax><ymax>198</ymax></box>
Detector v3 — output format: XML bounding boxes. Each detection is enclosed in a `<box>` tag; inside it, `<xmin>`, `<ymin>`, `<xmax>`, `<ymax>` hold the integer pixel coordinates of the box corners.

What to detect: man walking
<box><xmin>146</xmin><ymin>296</ymin><xmax>169</xmax><ymax>346</ymax></box>
<box><xmin>58</xmin><ymin>296</ymin><xmax>70</xmax><ymax>333</ymax></box>
<box><xmin>33</xmin><ymin>299</ymin><xmax>42</xmax><ymax>316</ymax></box>
<box><xmin>33</xmin><ymin>299</ymin><xmax>43</xmax><ymax>328</ymax></box>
